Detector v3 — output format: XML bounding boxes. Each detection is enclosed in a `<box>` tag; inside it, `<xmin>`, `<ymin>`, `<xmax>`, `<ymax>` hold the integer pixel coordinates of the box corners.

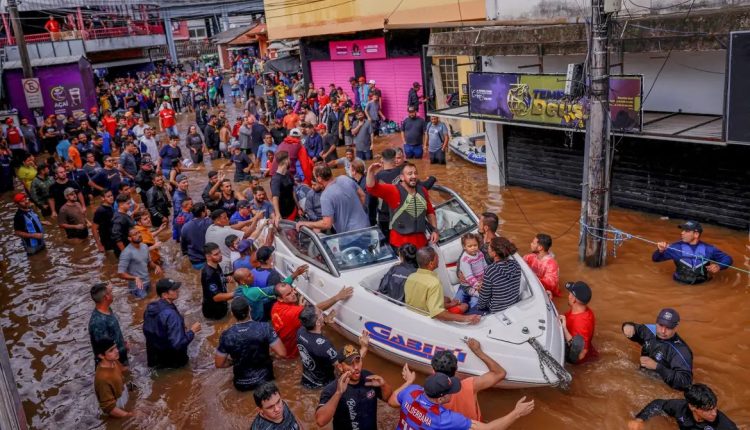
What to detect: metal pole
<box><xmin>580</xmin><ymin>0</ymin><xmax>611</xmax><ymax>267</ymax></box>
<box><xmin>7</xmin><ymin>0</ymin><xmax>32</xmax><ymax>78</ymax></box>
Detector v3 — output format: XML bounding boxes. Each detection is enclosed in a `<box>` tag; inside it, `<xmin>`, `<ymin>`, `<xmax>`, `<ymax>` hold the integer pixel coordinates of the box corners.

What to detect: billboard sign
<box><xmin>468</xmin><ymin>72</ymin><xmax>642</xmax><ymax>132</ymax></box>
<box><xmin>329</xmin><ymin>37</ymin><xmax>386</xmax><ymax>60</ymax></box>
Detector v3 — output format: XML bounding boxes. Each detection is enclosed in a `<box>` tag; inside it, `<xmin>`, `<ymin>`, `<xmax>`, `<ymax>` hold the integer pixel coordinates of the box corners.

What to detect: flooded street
<box><xmin>1</xmin><ymin>106</ymin><xmax>748</xmax><ymax>429</ymax></box>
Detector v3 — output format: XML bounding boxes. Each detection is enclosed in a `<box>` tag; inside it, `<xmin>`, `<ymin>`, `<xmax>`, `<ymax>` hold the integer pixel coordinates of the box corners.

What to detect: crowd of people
<box><xmin>3</xmin><ymin>54</ymin><xmax>740</xmax><ymax>429</ymax></box>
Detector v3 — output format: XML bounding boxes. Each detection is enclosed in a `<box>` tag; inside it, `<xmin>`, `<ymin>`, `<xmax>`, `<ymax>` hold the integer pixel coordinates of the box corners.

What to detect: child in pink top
<box><xmin>454</xmin><ymin>233</ymin><xmax>487</xmax><ymax>309</ymax></box>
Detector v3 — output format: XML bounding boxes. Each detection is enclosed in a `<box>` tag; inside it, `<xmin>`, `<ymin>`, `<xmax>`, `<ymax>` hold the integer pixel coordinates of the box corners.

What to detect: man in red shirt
<box><xmin>559</xmin><ymin>281</ymin><xmax>596</xmax><ymax>364</ymax></box>
<box><xmin>44</xmin><ymin>16</ymin><xmax>61</xmax><ymax>40</ymax></box>
<box><xmin>102</xmin><ymin>110</ymin><xmax>117</xmax><ymax>138</ymax></box>
<box><xmin>270</xmin><ymin>282</ymin><xmax>353</xmax><ymax>359</ymax></box>
<box><xmin>366</xmin><ymin>162</ymin><xmax>438</xmax><ymax>249</ymax></box>
<box><xmin>159</xmin><ymin>106</ymin><xmax>178</xmax><ymax>138</ymax></box>
<box><xmin>523</xmin><ymin>233</ymin><xmax>560</xmax><ymax>297</ymax></box>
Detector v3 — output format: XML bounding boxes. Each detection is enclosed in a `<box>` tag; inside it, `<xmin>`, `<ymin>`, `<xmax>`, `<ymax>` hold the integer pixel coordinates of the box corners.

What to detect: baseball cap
<box><xmin>368</xmin><ymin>79</ymin><xmax>376</xmax><ymax>85</ymax></box>
<box><xmin>237</xmin><ymin>239</ymin><xmax>254</xmax><ymax>254</ymax></box>
<box><xmin>413</xmin><ymin>81</ymin><xmax>421</xmax><ymax>87</ymax></box>
<box><xmin>208</xmin><ymin>170</ymin><xmax>219</xmax><ymax>179</ymax></box>
<box><xmin>156</xmin><ymin>278</ymin><xmax>182</xmax><ymax>296</ymax></box>
<box><xmin>656</xmin><ymin>308</ymin><xmax>680</xmax><ymax>328</ymax></box>
<box><xmin>289</xmin><ymin>128</ymin><xmax>302</xmax><ymax>137</ymax></box>
<box><xmin>337</xmin><ymin>344</ymin><xmax>361</xmax><ymax>364</ymax></box>
<box><xmin>256</xmin><ymin>245</ymin><xmax>275</xmax><ymax>262</ymax></box>
<box><xmin>315</xmin><ymin>123</ymin><xmax>327</xmax><ymax>131</ymax></box>
<box><xmin>63</xmin><ymin>187</ymin><xmax>77</xmax><ymax>196</ymax></box>
<box><xmin>424</xmin><ymin>373</ymin><xmax>462</xmax><ymax>398</ymax></box>
<box><xmin>230</xmin><ymin>141</ymin><xmax>240</xmax><ymax>149</ymax></box>
<box><xmin>238</xmin><ymin>200</ymin><xmax>252</xmax><ymax>209</ymax></box>
<box><xmin>175</xmin><ymin>173</ymin><xmax>188</xmax><ymax>183</ymax></box>
<box><xmin>13</xmin><ymin>193</ymin><xmax>28</xmax><ymax>203</ymax></box>
<box><xmin>565</xmin><ymin>281</ymin><xmax>592</xmax><ymax>304</ymax></box>
<box><xmin>407</xmin><ymin>106</ymin><xmax>417</xmax><ymax>112</ymax></box>
<box><xmin>358</xmin><ymin>76</ymin><xmax>366</xmax><ymax>83</ymax></box>
<box><xmin>141</xmin><ymin>159</ymin><xmax>153</xmax><ymax>166</ymax></box>
<box><xmin>678</xmin><ymin>220</ymin><xmax>703</xmax><ymax>233</ymax></box>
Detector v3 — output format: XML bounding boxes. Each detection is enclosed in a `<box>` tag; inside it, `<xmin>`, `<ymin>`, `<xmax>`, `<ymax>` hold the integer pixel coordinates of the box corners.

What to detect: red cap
<box><xmin>90</xmin><ymin>107</ymin><xmax>98</xmax><ymax>112</ymax></box>
<box><xmin>4</xmin><ymin>118</ymin><xmax>12</xmax><ymax>124</ymax></box>
<box><xmin>315</xmin><ymin>123</ymin><xmax>327</xmax><ymax>131</ymax></box>
<box><xmin>358</xmin><ymin>76</ymin><xmax>366</xmax><ymax>82</ymax></box>
<box><xmin>13</xmin><ymin>193</ymin><xmax>27</xmax><ymax>203</ymax></box>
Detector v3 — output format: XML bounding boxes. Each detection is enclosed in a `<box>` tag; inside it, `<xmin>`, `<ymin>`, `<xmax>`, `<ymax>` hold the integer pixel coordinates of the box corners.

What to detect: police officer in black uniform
<box><xmin>622</xmin><ymin>308</ymin><xmax>693</xmax><ymax>391</ymax></box>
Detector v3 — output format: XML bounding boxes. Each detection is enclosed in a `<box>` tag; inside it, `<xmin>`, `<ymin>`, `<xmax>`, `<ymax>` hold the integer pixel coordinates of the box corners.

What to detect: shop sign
<box><xmin>468</xmin><ymin>72</ymin><xmax>642</xmax><ymax>132</ymax></box>
<box><xmin>329</xmin><ymin>37</ymin><xmax>386</xmax><ymax>60</ymax></box>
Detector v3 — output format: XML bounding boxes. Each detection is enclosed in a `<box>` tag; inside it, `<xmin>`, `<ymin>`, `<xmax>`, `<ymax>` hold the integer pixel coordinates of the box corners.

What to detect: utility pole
<box><xmin>6</xmin><ymin>0</ymin><xmax>32</xmax><ymax>78</ymax></box>
<box><xmin>579</xmin><ymin>0</ymin><xmax>612</xmax><ymax>267</ymax></box>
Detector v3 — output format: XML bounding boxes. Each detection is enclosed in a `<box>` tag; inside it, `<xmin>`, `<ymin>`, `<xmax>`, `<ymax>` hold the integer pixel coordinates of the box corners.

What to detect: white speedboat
<box><xmin>271</xmin><ymin>185</ymin><xmax>570</xmax><ymax>388</ymax></box>
<box><xmin>449</xmin><ymin>134</ymin><xmax>487</xmax><ymax>167</ymax></box>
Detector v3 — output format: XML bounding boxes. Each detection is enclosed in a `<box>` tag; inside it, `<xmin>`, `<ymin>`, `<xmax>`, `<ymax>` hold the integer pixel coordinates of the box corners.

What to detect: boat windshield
<box><xmin>434</xmin><ymin>198</ymin><xmax>477</xmax><ymax>245</ymax></box>
<box><xmin>319</xmin><ymin>227</ymin><xmax>397</xmax><ymax>271</ymax></box>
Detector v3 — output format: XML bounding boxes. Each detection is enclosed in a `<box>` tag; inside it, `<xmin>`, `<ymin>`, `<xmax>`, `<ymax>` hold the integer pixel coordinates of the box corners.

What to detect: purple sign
<box><xmin>468</xmin><ymin>72</ymin><xmax>517</xmax><ymax>119</ymax></box>
<box><xmin>3</xmin><ymin>57</ymin><xmax>97</xmax><ymax>125</ymax></box>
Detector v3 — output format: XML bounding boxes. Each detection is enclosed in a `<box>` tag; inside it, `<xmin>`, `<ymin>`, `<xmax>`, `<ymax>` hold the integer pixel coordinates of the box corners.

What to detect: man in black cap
<box><xmin>143</xmin><ymin>278</ymin><xmax>201</xmax><ymax>368</ymax></box>
<box><xmin>315</xmin><ymin>343</ymin><xmax>391</xmax><ymax>430</ymax></box>
<box><xmin>622</xmin><ymin>308</ymin><xmax>693</xmax><ymax>391</ymax></box>
<box><xmin>388</xmin><ymin>367</ymin><xmax>534</xmax><ymax>429</ymax></box>
<box><xmin>215</xmin><ymin>297</ymin><xmax>286</xmax><ymax>392</ymax></box>
<box><xmin>202</xmin><ymin>170</ymin><xmax>221</xmax><ymax>211</ymax></box>
<box><xmin>559</xmin><ymin>281</ymin><xmax>597</xmax><ymax>364</ymax></box>
<box><xmin>400</xmin><ymin>106</ymin><xmax>427</xmax><ymax>160</ymax></box>
<box><xmin>652</xmin><ymin>220</ymin><xmax>733</xmax><ymax>284</ymax></box>
<box><xmin>628</xmin><ymin>383</ymin><xmax>738</xmax><ymax>430</ymax></box>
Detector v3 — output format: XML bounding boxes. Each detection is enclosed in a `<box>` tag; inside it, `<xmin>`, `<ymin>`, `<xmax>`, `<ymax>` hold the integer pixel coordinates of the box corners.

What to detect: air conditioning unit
<box><xmin>603</xmin><ymin>0</ymin><xmax>622</xmax><ymax>13</ymax></box>
<box><xmin>565</xmin><ymin>63</ymin><xmax>584</xmax><ymax>97</ymax></box>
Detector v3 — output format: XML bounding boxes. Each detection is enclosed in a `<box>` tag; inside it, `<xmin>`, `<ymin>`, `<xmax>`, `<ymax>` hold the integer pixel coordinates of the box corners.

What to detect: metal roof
<box><xmin>1</xmin><ymin>55</ymin><xmax>84</xmax><ymax>70</ymax></box>
<box><xmin>212</xmin><ymin>25</ymin><xmax>254</xmax><ymax>45</ymax></box>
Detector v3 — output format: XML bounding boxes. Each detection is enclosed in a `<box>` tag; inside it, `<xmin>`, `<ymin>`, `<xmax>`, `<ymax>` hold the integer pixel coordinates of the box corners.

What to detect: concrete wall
<box><xmin>84</xmin><ymin>34</ymin><xmax>167</xmax><ymax>53</ymax></box>
<box><xmin>483</xmin><ymin>50</ymin><xmax>726</xmax><ymax>115</ymax></box>
<box><xmin>4</xmin><ymin>40</ymin><xmax>85</xmax><ymax>61</ymax></box>
<box><xmin>486</xmin><ymin>0</ymin><xmax>750</xmax><ymax>21</ymax></box>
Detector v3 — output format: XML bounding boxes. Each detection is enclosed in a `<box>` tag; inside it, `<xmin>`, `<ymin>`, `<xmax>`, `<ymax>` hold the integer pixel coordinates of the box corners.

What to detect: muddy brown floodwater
<box><xmin>1</xmin><ymin>104</ymin><xmax>748</xmax><ymax>430</ymax></box>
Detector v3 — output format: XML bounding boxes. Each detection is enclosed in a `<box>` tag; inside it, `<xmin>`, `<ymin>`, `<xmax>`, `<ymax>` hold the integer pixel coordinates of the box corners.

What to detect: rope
<box><xmin>580</xmin><ymin>221</ymin><xmax>750</xmax><ymax>275</ymax></box>
<box><xmin>528</xmin><ymin>337</ymin><xmax>572</xmax><ymax>390</ymax></box>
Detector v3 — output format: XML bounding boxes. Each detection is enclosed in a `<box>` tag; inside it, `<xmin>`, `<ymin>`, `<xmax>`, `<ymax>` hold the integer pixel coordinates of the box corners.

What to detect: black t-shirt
<box><xmin>201</xmin><ymin>264</ymin><xmax>228</xmax><ymax>319</ymax></box>
<box><xmin>111</xmin><ymin>212</ymin><xmax>135</xmax><ymax>248</ymax></box>
<box><xmin>93</xmin><ymin>205</ymin><xmax>115</xmax><ymax>250</ymax></box>
<box><xmin>374</xmin><ymin>167</ymin><xmax>401</xmax><ymax>222</ymax></box>
<box><xmin>318</xmin><ymin>369</ymin><xmax>383</xmax><ymax>430</ymax></box>
<box><xmin>250</xmin><ymin>401</ymin><xmax>301</xmax><ymax>430</ymax></box>
<box><xmin>49</xmin><ymin>181</ymin><xmax>81</xmax><ymax>212</ymax></box>
<box><xmin>322</xmin><ymin>134</ymin><xmax>338</xmax><ymax>163</ymax></box>
<box><xmin>297</xmin><ymin>328</ymin><xmax>338</xmax><ymax>389</ymax></box>
<box><xmin>270</xmin><ymin>173</ymin><xmax>296</xmax><ymax>218</ymax></box>
<box><xmin>217</xmin><ymin>320</ymin><xmax>279</xmax><ymax>391</ymax></box>
<box><xmin>92</xmin><ymin>168</ymin><xmax>122</xmax><ymax>195</ymax></box>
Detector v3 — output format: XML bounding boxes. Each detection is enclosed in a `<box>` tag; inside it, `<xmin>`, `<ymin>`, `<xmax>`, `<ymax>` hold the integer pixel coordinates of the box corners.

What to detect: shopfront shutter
<box><xmin>310</xmin><ymin>60</ymin><xmax>355</xmax><ymax>101</ymax></box>
<box><xmin>364</xmin><ymin>57</ymin><xmax>423</xmax><ymax>122</ymax></box>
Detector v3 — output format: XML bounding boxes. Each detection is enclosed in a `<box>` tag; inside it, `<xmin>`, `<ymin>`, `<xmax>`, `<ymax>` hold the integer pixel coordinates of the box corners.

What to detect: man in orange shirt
<box><xmin>68</xmin><ymin>137</ymin><xmax>82</xmax><ymax>168</ymax></box>
<box><xmin>523</xmin><ymin>233</ymin><xmax>560</xmax><ymax>297</ymax></box>
<box><xmin>270</xmin><ymin>282</ymin><xmax>353</xmax><ymax>359</ymax></box>
<box><xmin>431</xmin><ymin>338</ymin><xmax>506</xmax><ymax>421</ymax></box>
<box><xmin>282</xmin><ymin>106</ymin><xmax>299</xmax><ymax>131</ymax></box>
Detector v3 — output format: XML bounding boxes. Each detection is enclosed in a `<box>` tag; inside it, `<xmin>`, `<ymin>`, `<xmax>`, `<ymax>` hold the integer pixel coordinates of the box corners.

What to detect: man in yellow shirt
<box><xmin>404</xmin><ymin>247</ymin><xmax>481</xmax><ymax>324</ymax></box>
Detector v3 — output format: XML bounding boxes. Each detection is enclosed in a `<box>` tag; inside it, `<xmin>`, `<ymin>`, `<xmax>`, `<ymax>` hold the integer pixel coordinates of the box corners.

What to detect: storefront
<box><xmin>300</xmin><ymin>30</ymin><xmax>429</xmax><ymax>121</ymax></box>
<box><xmin>2</xmin><ymin>55</ymin><xmax>97</xmax><ymax>124</ymax></box>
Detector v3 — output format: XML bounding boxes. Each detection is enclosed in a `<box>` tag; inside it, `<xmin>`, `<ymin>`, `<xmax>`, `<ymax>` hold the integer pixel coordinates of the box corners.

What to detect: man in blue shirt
<box><xmin>652</xmin><ymin>221</ymin><xmax>733</xmax><ymax>284</ymax></box>
<box><xmin>389</xmin><ymin>369</ymin><xmax>534</xmax><ymax>430</ymax></box>
<box><xmin>180</xmin><ymin>203</ymin><xmax>212</xmax><ymax>269</ymax></box>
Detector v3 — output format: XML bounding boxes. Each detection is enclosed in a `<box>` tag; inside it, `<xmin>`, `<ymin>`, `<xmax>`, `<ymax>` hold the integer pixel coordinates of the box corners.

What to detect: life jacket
<box><xmin>674</xmin><ymin>242</ymin><xmax>709</xmax><ymax>284</ymax></box>
<box><xmin>389</xmin><ymin>183</ymin><xmax>428</xmax><ymax>236</ymax></box>
<box><xmin>6</xmin><ymin>126</ymin><xmax>22</xmax><ymax>147</ymax></box>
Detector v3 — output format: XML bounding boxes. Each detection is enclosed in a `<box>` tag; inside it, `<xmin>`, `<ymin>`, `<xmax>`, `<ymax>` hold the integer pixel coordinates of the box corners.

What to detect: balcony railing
<box><xmin>0</xmin><ymin>23</ymin><xmax>165</xmax><ymax>48</ymax></box>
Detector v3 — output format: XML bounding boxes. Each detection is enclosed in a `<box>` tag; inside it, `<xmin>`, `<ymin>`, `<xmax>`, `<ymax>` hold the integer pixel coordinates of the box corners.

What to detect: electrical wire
<box><xmin>266</xmin><ymin>0</ymin><xmax>356</xmax><ymax>19</ymax></box>
<box><xmin>384</xmin><ymin>0</ymin><xmax>406</xmax><ymax>23</ymax></box>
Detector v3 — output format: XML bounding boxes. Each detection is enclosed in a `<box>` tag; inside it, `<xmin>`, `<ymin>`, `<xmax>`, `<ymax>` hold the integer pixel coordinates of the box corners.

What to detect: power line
<box><xmin>266</xmin><ymin>0</ymin><xmax>356</xmax><ymax>19</ymax></box>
